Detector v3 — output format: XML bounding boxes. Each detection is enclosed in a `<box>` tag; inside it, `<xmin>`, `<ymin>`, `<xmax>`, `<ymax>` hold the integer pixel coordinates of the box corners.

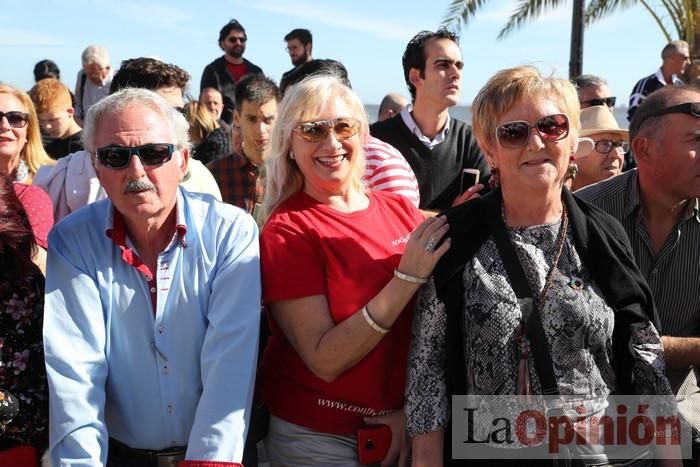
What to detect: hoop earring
<box><xmin>289</xmin><ymin>151</ymin><xmax>295</xmax><ymax>160</ymax></box>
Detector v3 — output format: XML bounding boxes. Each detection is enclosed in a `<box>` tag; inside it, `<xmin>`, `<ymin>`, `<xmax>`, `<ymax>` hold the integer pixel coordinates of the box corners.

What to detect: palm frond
<box><xmin>441</xmin><ymin>0</ymin><xmax>494</xmax><ymax>30</ymax></box>
<box><xmin>585</xmin><ymin>0</ymin><xmax>639</xmax><ymax>24</ymax></box>
<box><xmin>497</xmin><ymin>0</ymin><xmax>566</xmax><ymax>39</ymax></box>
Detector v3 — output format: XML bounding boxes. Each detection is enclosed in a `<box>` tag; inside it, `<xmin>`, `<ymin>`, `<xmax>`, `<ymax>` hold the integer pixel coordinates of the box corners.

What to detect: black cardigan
<box><xmin>432</xmin><ymin>189</ymin><xmax>661</xmax><ymax>462</ymax></box>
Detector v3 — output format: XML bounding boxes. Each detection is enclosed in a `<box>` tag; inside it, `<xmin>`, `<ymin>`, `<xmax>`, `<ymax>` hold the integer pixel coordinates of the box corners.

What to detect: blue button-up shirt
<box><xmin>44</xmin><ymin>188</ymin><xmax>261</xmax><ymax>466</ymax></box>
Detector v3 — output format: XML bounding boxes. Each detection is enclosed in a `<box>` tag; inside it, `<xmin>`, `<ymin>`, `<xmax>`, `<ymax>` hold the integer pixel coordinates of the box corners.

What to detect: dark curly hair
<box><xmin>109</xmin><ymin>57</ymin><xmax>190</xmax><ymax>94</ymax></box>
<box><xmin>0</xmin><ymin>175</ymin><xmax>37</xmax><ymax>277</ymax></box>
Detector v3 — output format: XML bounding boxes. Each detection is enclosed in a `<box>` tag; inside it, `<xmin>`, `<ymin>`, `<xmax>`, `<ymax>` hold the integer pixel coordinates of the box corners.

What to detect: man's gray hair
<box><xmin>82</xmin><ymin>88</ymin><xmax>191</xmax><ymax>153</ymax></box>
<box><xmin>571</xmin><ymin>74</ymin><xmax>608</xmax><ymax>91</ymax></box>
<box><xmin>661</xmin><ymin>40</ymin><xmax>690</xmax><ymax>60</ymax></box>
<box><xmin>81</xmin><ymin>45</ymin><xmax>110</xmax><ymax>67</ymax></box>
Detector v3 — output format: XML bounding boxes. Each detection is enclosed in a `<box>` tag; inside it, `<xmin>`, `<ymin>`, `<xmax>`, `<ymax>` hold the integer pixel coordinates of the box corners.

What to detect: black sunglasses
<box><xmin>495</xmin><ymin>114</ymin><xmax>569</xmax><ymax>149</ymax></box>
<box><xmin>641</xmin><ymin>102</ymin><xmax>700</xmax><ymax>123</ymax></box>
<box><xmin>0</xmin><ymin>111</ymin><xmax>29</xmax><ymax>128</ymax></box>
<box><xmin>227</xmin><ymin>36</ymin><xmax>247</xmax><ymax>43</ymax></box>
<box><xmin>96</xmin><ymin>143</ymin><xmax>175</xmax><ymax>169</ymax></box>
<box><xmin>581</xmin><ymin>97</ymin><xmax>616</xmax><ymax>108</ymax></box>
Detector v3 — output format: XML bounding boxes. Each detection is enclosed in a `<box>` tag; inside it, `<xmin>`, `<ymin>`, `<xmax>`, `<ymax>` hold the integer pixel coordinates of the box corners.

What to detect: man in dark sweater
<box><xmin>371</xmin><ymin>29</ymin><xmax>489</xmax><ymax>213</ymax></box>
<box><xmin>201</xmin><ymin>19</ymin><xmax>263</xmax><ymax>125</ymax></box>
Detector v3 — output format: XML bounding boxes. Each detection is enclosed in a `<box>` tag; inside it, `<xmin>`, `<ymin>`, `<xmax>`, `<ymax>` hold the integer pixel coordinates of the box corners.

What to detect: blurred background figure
<box><xmin>29</xmin><ymin>79</ymin><xmax>83</xmax><ymax>159</ymax></box>
<box><xmin>571</xmin><ymin>74</ymin><xmax>616</xmax><ymax>111</ymax></box>
<box><xmin>0</xmin><ymin>85</ymin><xmax>54</xmax><ymax>184</ymax></box>
<box><xmin>377</xmin><ymin>92</ymin><xmax>408</xmax><ymax>121</ymax></box>
<box><xmin>0</xmin><ymin>174</ymin><xmax>48</xmax><ymax>467</ymax></box>
<box><xmin>186</xmin><ymin>100</ymin><xmax>230</xmax><ymax>165</ymax></box>
<box><xmin>572</xmin><ymin>105</ymin><xmax>628</xmax><ymax>191</ymax></box>
<box><xmin>199</xmin><ymin>87</ymin><xmax>225</xmax><ymax>121</ymax></box>
<box><xmin>280</xmin><ymin>28</ymin><xmax>313</xmax><ymax>92</ymax></box>
<box><xmin>74</xmin><ymin>45</ymin><xmax>113</xmax><ymax>124</ymax></box>
<box><xmin>32</xmin><ymin>60</ymin><xmax>60</xmax><ymax>82</ymax></box>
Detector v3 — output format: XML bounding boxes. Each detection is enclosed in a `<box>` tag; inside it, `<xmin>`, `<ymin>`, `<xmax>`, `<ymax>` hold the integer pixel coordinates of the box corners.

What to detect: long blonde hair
<box><xmin>185</xmin><ymin>101</ymin><xmax>220</xmax><ymax>144</ymax></box>
<box><xmin>0</xmin><ymin>84</ymin><xmax>55</xmax><ymax>178</ymax></box>
<box><xmin>263</xmin><ymin>75</ymin><xmax>369</xmax><ymax>221</ymax></box>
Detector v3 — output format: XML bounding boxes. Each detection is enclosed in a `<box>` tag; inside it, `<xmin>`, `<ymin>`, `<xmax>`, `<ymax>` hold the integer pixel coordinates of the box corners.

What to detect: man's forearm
<box><xmin>662</xmin><ymin>336</ymin><xmax>700</xmax><ymax>367</ymax></box>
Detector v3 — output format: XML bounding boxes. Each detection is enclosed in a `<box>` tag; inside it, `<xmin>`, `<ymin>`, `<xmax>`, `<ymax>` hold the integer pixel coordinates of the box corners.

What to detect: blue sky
<box><xmin>2</xmin><ymin>0</ymin><xmax>667</xmax><ymax>107</ymax></box>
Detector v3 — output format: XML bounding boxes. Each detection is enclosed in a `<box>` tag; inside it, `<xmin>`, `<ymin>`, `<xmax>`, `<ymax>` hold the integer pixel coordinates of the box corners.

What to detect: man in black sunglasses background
<box><xmin>43</xmin><ymin>87</ymin><xmax>261</xmax><ymax>467</ymax></box>
<box><xmin>572</xmin><ymin>74</ymin><xmax>616</xmax><ymax>111</ymax></box>
<box><xmin>627</xmin><ymin>40</ymin><xmax>690</xmax><ymax>122</ymax></box>
<box><xmin>35</xmin><ymin>57</ymin><xmax>222</xmax><ymax>222</ymax></box>
<box><xmin>370</xmin><ymin>29</ymin><xmax>489</xmax><ymax>214</ymax></box>
<box><xmin>201</xmin><ymin>19</ymin><xmax>263</xmax><ymax>125</ymax></box>
<box><xmin>577</xmin><ymin>85</ymin><xmax>700</xmax><ymax>462</ymax></box>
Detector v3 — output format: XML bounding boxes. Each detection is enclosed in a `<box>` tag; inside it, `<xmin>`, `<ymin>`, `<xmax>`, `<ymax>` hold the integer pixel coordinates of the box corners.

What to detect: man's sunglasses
<box><xmin>294</xmin><ymin>118</ymin><xmax>360</xmax><ymax>143</ymax></box>
<box><xmin>0</xmin><ymin>111</ymin><xmax>29</xmax><ymax>129</ymax></box>
<box><xmin>495</xmin><ymin>114</ymin><xmax>569</xmax><ymax>149</ymax></box>
<box><xmin>639</xmin><ymin>102</ymin><xmax>700</xmax><ymax>126</ymax></box>
<box><xmin>581</xmin><ymin>97</ymin><xmax>616</xmax><ymax>108</ymax></box>
<box><xmin>594</xmin><ymin>139</ymin><xmax>629</xmax><ymax>154</ymax></box>
<box><xmin>96</xmin><ymin>143</ymin><xmax>175</xmax><ymax>169</ymax></box>
<box><xmin>227</xmin><ymin>36</ymin><xmax>247</xmax><ymax>43</ymax></box>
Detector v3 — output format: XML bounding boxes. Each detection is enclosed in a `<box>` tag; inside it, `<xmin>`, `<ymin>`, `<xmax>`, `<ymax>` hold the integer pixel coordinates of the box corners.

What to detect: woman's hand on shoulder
<box><xmin>397</xmin><ymin>216</ymin><xmax>450</xmax><ymax>281</ymax></box>
<box><xmin>363</xmin><ymin>409</ymin><xmax>410</xmax><ymax>467</ymax></box>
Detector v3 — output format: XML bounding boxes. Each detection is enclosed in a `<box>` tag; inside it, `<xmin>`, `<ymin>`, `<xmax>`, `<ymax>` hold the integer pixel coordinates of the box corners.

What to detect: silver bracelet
<box><xmin>393</xmin><ymin>268</ymin><xmax>429</xmax><ymax>284</ymax></box>
<box><xmin>362</xmin><ymin>305</ymin><xmax>390</xmax><ymax>334</ymax></box>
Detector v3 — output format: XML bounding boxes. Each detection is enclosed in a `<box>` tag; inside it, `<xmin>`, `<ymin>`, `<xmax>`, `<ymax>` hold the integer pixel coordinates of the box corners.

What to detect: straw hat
<box><xmin>579</xmin><ymin>105</ymin><xmax>628</xmax><ymax>141</ymax></box>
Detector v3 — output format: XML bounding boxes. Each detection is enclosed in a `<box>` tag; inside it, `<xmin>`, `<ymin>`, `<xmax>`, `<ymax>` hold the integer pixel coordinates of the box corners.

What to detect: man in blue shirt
<box><xmin>43</xmin><ymin>87</ymin><xmax>261</xmax><ymax>467</ymax></box>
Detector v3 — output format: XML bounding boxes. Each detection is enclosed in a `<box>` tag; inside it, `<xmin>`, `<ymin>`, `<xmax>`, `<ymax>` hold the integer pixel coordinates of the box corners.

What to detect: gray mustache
<box><xmin>124</xmin><ymin>179</ymin><xmax>156</xmax><ymax>193</ymax></box>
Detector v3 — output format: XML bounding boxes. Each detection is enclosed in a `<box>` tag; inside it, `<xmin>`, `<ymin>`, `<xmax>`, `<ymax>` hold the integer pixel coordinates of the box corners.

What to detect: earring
<box><xmin>488</xmin><ymin>167</ymin><xmax>500</xmax><ymax>189</ymax></box>
<box><xmin>565</xmin><ymin>156</ymin><xmax>578</xmax><ymax>180</ymax></box>
<box><xmin>289</xmin><ymin>151</ymin><xmax>295</xmax><ymax>160</ymax></box>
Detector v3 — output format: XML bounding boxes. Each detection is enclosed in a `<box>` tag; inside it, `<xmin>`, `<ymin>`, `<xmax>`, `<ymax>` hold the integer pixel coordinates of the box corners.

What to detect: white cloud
<box><xmin>230</xmin><ymin>0</ymin><xmax>420</xmax><ymax>41</ymax></box>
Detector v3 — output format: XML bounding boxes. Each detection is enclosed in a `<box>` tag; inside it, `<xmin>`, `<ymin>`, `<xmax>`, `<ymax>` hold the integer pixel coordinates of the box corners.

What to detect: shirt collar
<box><xmin>400</xmin><ymin>105</ymin><xmax>450</xmax><ymax>148</ymax></box>
<box><xmin>229</xmin><ymin>151</ymin><xmax>259</xmax><ymax>170</ymax></box>
<box><xmin>105</xmin><ymin>188</ymin><xmax>188</xmax><ymax>249</ymax></box>
<box><xmin>655</xmin><ymin>67</ymin><xmax>681</xmax><ymax>86</ymax></box>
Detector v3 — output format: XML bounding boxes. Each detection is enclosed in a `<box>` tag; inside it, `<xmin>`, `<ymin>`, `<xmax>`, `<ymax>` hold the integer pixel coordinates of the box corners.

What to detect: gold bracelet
<box><xmin>393</xmin><ymin>268</ymin><xmax>429</xmax><ymax>284</ymax></box>
<box><xmin>362</xmin><ymin>305</ymin><xmax>390</xmax><ymax>334</ymax></box>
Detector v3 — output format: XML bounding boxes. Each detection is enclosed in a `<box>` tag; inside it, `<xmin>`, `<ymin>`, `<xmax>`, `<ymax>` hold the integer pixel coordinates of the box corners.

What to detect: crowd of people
<box><xmin>0</xmin><ymin>17</ymin><xmax>698</xmax><ymax>467</ymax></box>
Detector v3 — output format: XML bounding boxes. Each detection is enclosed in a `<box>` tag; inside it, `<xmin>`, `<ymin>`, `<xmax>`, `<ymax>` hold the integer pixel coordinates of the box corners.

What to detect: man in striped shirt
<box><xmin>577</xmin><ymin>85</ymin><xmax>700</xmax><ymax>437</ymax></box>
<box><xmin>627</xmin><ymin>40</ymin><xmax>690</xmax><ymax>122</ymax></box>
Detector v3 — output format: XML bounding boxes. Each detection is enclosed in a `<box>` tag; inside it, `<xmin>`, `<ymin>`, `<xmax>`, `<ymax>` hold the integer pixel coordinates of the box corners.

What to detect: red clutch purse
<box><xmin>357</xmin><ymin>424</ymin><xmax>391</xmax><ymax>465</ymax></box>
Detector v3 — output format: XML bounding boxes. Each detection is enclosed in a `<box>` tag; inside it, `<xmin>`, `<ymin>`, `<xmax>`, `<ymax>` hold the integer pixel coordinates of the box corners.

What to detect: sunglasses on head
<box><xmin>495</xmin><ymin>114</ymin><xmax>569</xmax><ymax>149</ymax></box>
<box><xmin>294</xmin><ymin>118</ymin><xmax>360</xmax><ymax>143</ymax></box>
<box><xmin>0</xmin><ymin>111</ymin><xmax>29</xmax><ymax>129</ymax></box>
<box><xmin>594</xmin><ymin>139</ymin><xmax>629</xmax><ymax>154</ymax></box>
<box><xmin>639</xmin><ymin>102</ymin><xmax>700</xmax><ymax>126</ymax></box>
<box><xmin>582</xmin><ymin>97</ymin><xmax>616</xmax><ymax>108</ymax></box>
<box><xmin>96</xmin><ymin>143</ymin><xmax>175</xmax><ymax>169</ymax></box>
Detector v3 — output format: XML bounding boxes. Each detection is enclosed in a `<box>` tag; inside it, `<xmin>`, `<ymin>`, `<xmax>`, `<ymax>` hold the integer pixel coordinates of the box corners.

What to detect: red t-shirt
<box><xmin>13</xmin><ymin>183</ymin><xmax>54</xmax><ymax>249</ymax></box>
<box><xmin>225</xmin><ymin>62</ymin><xmax>249</xmax><ymax>83</ymax></box>
<box><xmin>258</xmin><ymin>190</ymin><xmax>424</xmax><ymax>435</ymax></box>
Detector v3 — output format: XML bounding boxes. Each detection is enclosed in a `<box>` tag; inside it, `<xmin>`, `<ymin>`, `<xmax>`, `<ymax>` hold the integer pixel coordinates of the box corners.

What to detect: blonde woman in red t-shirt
<box><xmin>257</xmin><ymin>75</ymin><xmax>449</xmax><ymax>466</ymax></box>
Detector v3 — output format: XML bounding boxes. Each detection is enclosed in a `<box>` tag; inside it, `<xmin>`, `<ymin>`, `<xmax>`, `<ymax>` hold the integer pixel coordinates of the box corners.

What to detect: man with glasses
<box><xmin>627</xmin><ymin>40</ymin><xmax>690</xmax><ymax>122</ymax></box>
<box><xmin>201</xmin><ymin>19</ymin><xmax>263</xmax><ymax>125</ymax></box>
<box><xmin>43</xmin><ymin>87</ymin><xmax>260</xmax><ymax>467</ymax></box>
<box><xmin>280</xmin><ymin>29</ymin><xmax>313</xmax><ymax>92</ymax></box>
<box><xmin>35</xmin><ymin>57</ymin><xmax>222</xmax><ymax>221</ymax></box>
<box><xmin>370</xmin><ymin>29</ymin><xmax>489</xmax><ymax>213</ymax></box>
<box><xmin>572</xmin><ymin>74</ymin><xmax>616</xmax><ymax>111</ymax></box>
<box><xmin>577</xmin><ymin>85</ymin><xmax>700</xmax><ymax>461</ymax></box>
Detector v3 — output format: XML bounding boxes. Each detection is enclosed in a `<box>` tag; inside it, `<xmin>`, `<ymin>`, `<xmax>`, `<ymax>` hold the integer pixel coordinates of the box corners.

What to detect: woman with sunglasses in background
<box><xmin>0</xmin><ymin>85</ymin><xmax>54</xmax><ymax>184</ymax></box>
<box><xmin>571</xmin><ymin>105</ymin><xmax>629</xmax><ymax>192</ymax></box>
<box><xmin>257</xmin><ymin>75</ymin><xmax>449</xmax><ymax>466</ymax></box>
<box><xmin>408</xmin><ymin>66</ymin><xmax>675</xmax><ymax>466</ymax></box>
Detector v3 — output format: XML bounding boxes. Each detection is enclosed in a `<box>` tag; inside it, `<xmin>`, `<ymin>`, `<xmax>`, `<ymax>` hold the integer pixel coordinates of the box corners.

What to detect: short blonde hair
<box><xmin>0</xmin><ymin>84</ymin><xmax>54</xmax><ymax>177</ymax></box>
<box><xmin>29</xmin><ymin>78</ymin><xmax>73</xmax><ymax>113</ymax></box>
<box><xmin>472</xmin><ymin>66</ymin><xmax>581</xmax><ymax>157</ymax></box>
<box><xmin>263</xmin><ymin>75</ymin><xmax>369</xmax><ymax>221</ymax></box>
<box><xmin>185</xmin><ymin>101</ymin><xmax>220</xmax><ymax>144</ymax></box>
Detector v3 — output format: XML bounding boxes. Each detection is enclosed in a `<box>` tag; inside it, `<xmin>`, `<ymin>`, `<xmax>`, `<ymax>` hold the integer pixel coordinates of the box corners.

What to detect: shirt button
<box><xmin>150</xmin><ymin>286</ymin><xmax>156</xmax><ymax>293</ymax></box>
<box><xmin>163</xmin><ymin>365</ymin><xmax>169</xmax><ymax>375</ymax></box>
<box><xmin>651</xmin><ymin>269</ymin><xmax>658</xmax><ymax>275</ymax></box>
<box><xmin>158</xmin><ymin>325</ymin><xmax>164</xmax><ymax>334</ymax></box>
<box><xmin>167</xmin><ymin>404</ymin><xmax>173</xmax><ymax>413</ymax></box>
